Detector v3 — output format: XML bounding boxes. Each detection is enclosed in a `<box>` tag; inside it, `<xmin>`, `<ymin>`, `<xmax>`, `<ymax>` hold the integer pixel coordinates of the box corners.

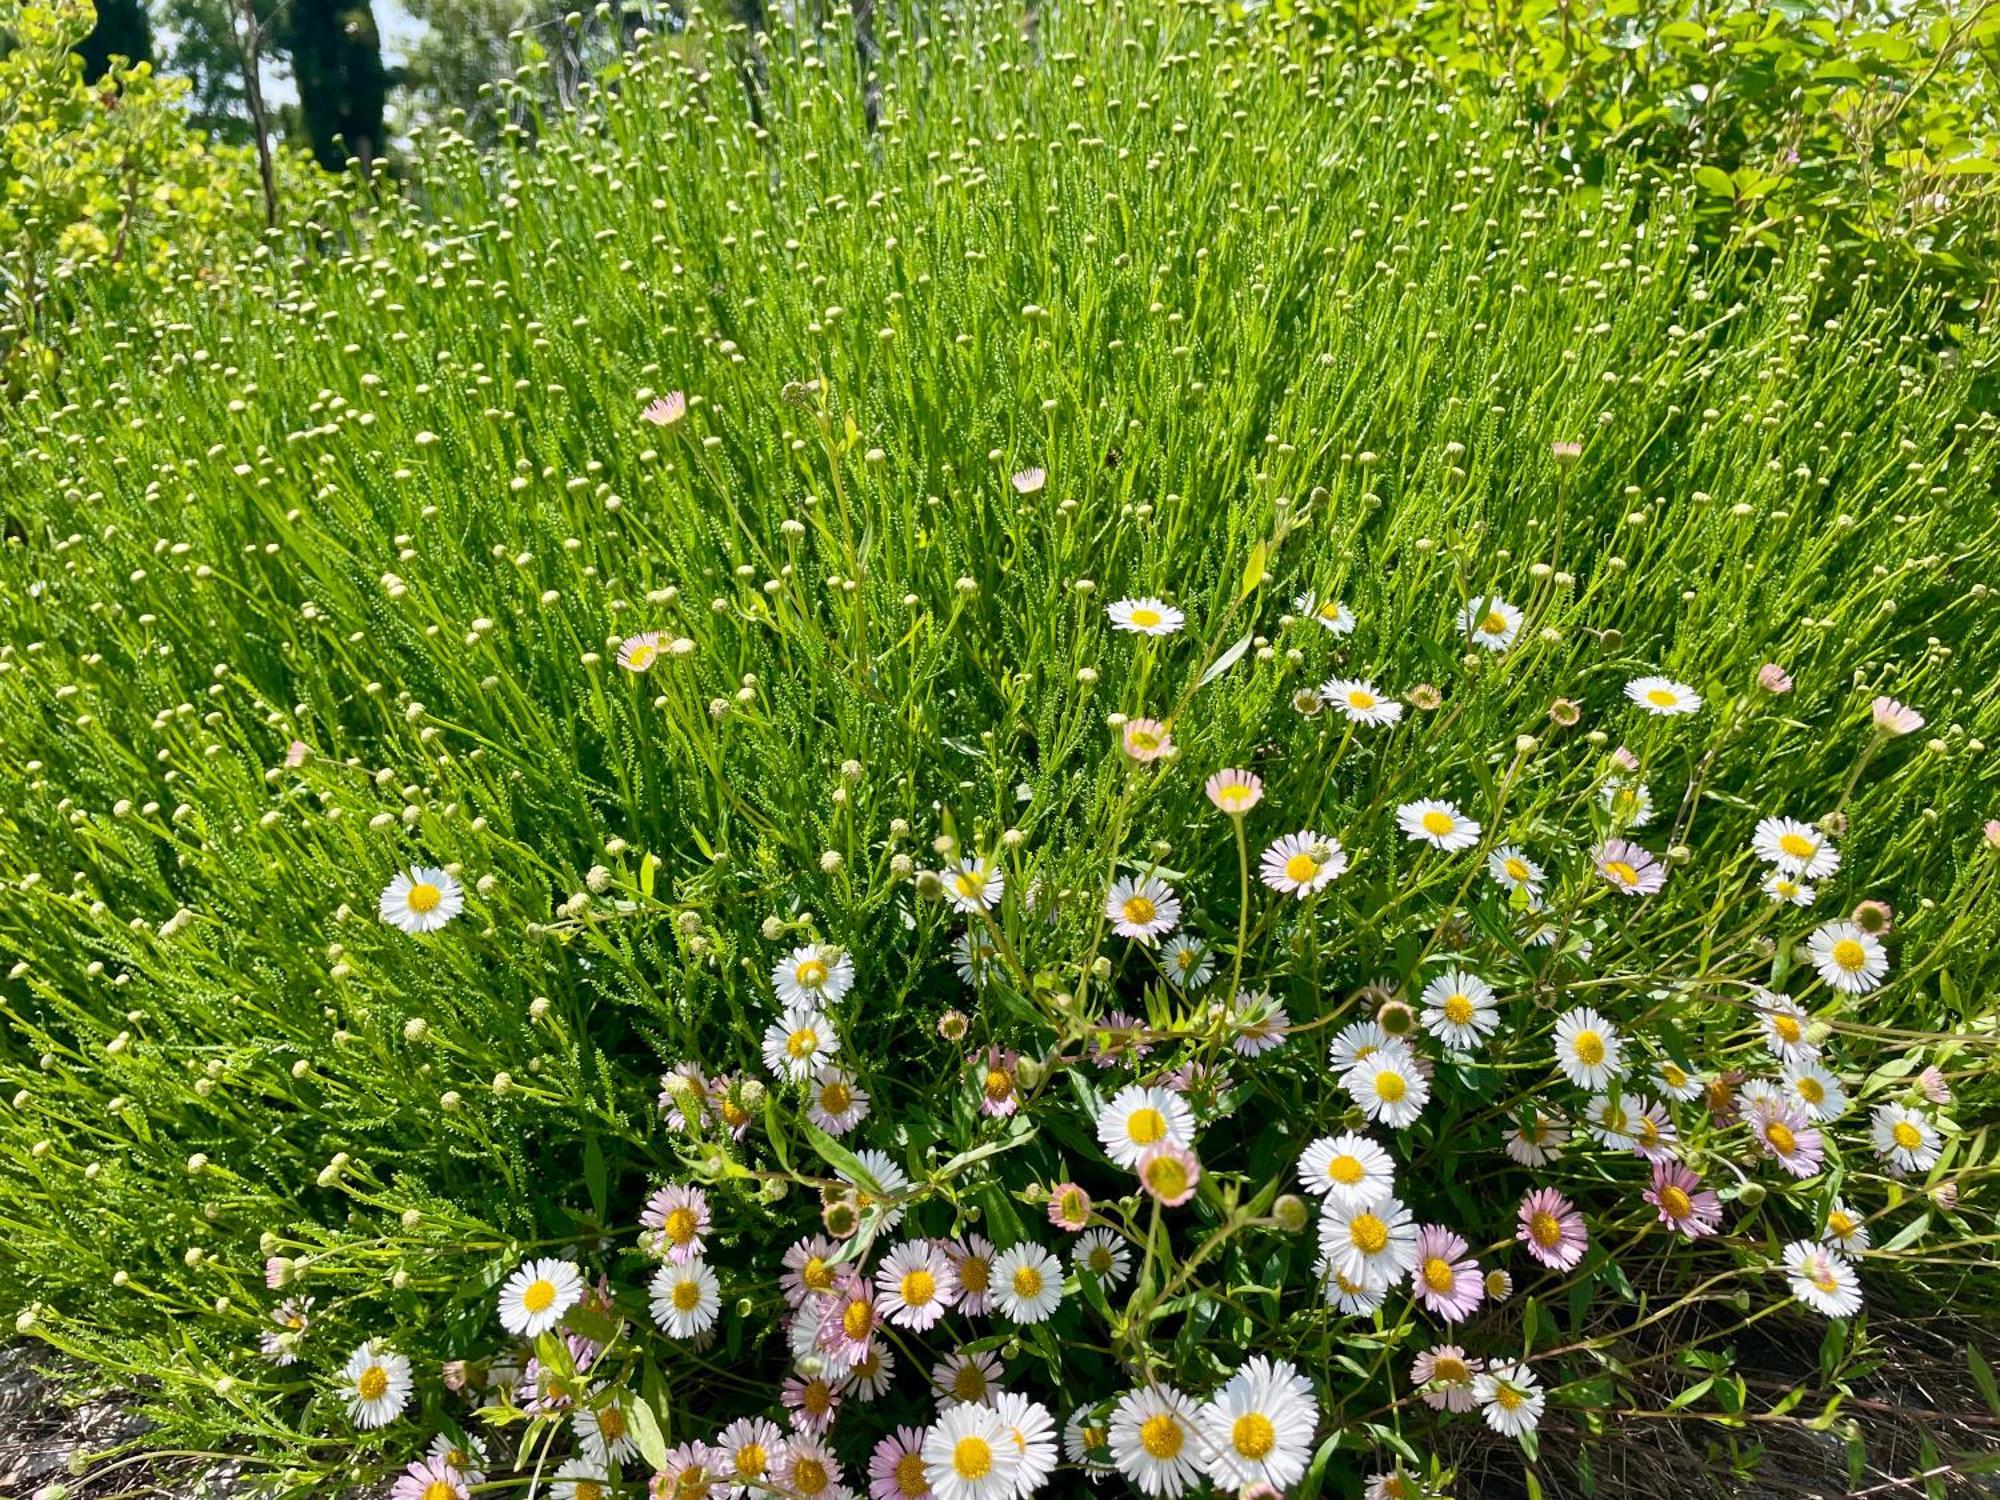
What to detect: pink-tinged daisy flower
<box><xmin>1106</xmin><ymin>874</ymin><xmax>1181</xmax><ymax>944</ymax></box>
<box><xmin>706</xmin><ymin>1073</ymin><xmax>755</xmax><ymax>1140</ymax></box>
<box><xmin>1757</xmin><ymin>662</ymin><xmax>1793</xmax><ymax>693</ymax></box>
<box><xmin>870</xmin><ymin>1426</ymin><xmax>934</xmax><ymax>1499</ymax></box>
<box><xmin>640</xmin><ymin>1184</ymin><xmax>711</xmax><ymax>1263</ymax></box>
<box><xmin>656</xmin><ymin>1441</ymin><xmax>725</xmax><ymax>1498</ymax></box>
<box><xmin>1089</xmin><ymin>1010</ymin><xmax>1153</xmax><ymax>1069</ymax></box>
<box><xmin>781</xmin><ymin>1369</ymin><xmax>849</xmax><ymax>1435</ymax></box>
<box><xmin>780</xmin><ymin>1234</ymin><xmax>840</xmax><ymax>1308</ymax></box>
<box><xmin>715</xmin><ymin>1417</ymin><xmax>786</xmax><ymax>1495</ymax></box>
<box><xmin>932</xmin><ymin>1347</ymin><xmax>1003</xmax><ymax>1408</ymax></box>
<box><xmin>815</xmin><ymin>1269</ymin><xmax>880</xmax><ymax>1369</ymax></box>
<box><xmin>1138</xmin><ymin>1141</ymin><xmax>1201</xmax><ymax>1207</ymax></box>
<box><xmin>1121</xmin><ymin>717</ymin><xmax>1174</xmax><ymax>762</ymax></box>
<box><xmin>1412</xmin><ymin>1344</ymin><xmax>1483</xmax><ymax>1412</ymax></box>
<box><xmin>391</xmin><ymin>1458</ymin><xmax>468</xmax><ymax>1500</ymax></box>
<box><xmin>1011</xmin><ymin>467</ymin><xmax>1046</xmax><ymax>495</ymax></box>
<box><xmin>1645</xmin><ymin>1161</ymin><xmax>1722</xmax><ymax>1238</ymax></box>
<box><xmin>847</xmin><ymin>1341</ymin><xmax>896</xmax><ymax>1401</ymax></box>
<box><xmin>941</xmin><ymin>1235</ymin><xmax>996</xmax><ymax>1317</ymax></box>
<box><xmin>776</xmin><ymin>1434</ymin><xmax>843</xmax><ymax>1497</ymax></box>
<box><xmin>808</xmin><ymin>1064</ymin><xmax>870</xmax><ymax>1135</ymax></box>
<box><xmin>1047</xmin><ymin>1181</ymin><xmax>1093</xmax><ymax>1233</ymax></box>
<box><xmin>1107</xmin><ymin>597</ymin><xmax>1185</xmax><ymax>636</ymax></box>
<box><xmin>1916</xmin><ymin>1065</ymin><xmax>1953</xmax><ymax>1106</ymax></box>
<box><xmin>1505</xmin><ymin>1110</ymin><xmax>1570</xmax><ymax>1166</ymax></box>
<box><xmin>975</xmin><ymin>1046</ymin><xmax>1020</xmax><ymax>1118</ymax></box>
<box><xmin>1784</xmin><ymin>1239</ymin><xmax>1864</xmax><ymax>1317</ymax></box>
<box><xmin>1258</xmin><ymin>831</ymin><xmax>1348</xmax><ymax>898</ymax></box>
<box><xmin>1227</xmin><ymin>990</ymin><xmax>1290</xmax><ymax>1055</ymax></box>
<box><xmin>1320</xmin><ymin>676</ymin><xmax>1404</xmax><ymax>726</ymax></box>
<box><xmin>1594</xmin><ymin>837</ymin><xmax>1666</xmax><ymax>895</ymax></box>
<box><xmin>1516</xmin><ymin>1188</ymin><xmax>1587</xmax><ymax>1270</ymax></box>
<box><xmin>616</xmin><ymin>630</ymin><xmax>664</xmax><ymax>673</ymax></box>
<box><xmin>1750</xmin><ymin>1095</ymin><xmax>1825</xmax><ymax>1177</ymax></box>
<box><xmin>1411</xmin><ymin>1224</ymin><xmax>1485</xmax><ymax>1323</ymax></box>
<box><xmin>1625</xmin><ymin>675</ymin><xmax>1702</xmax><ymax>715</ymax></box>
<box><xmin>658</xmin><ymin>1061</ymin><xmax>710</xmax><ymax>1130</ymax></box>
<box><xmin>641</xmin><ymin>391</ymin><xmax>687</xmax><ymax>426</ymax></box>
<box><xmin>1204</xmin><ymin>768</ymin><xmax>1263</xmax><ymax>815</ymax></box>
<box><xmin>283</xmin><ymin>739</ymin><xmax>311</xmax><ymax>768</ymax></box>
<box><xmin>875</xmin><ymin>1239</ymin><xmax>959</xmax><ymax>1331</ymax></box>
<box><xmin>1870</xmin><ymin>695</ymin><xmax>1924</xmax><ymax>736</ymax></box>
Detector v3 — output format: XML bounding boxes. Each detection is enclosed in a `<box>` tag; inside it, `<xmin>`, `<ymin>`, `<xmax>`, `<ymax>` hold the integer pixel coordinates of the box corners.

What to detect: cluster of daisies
<box><xmin>305</xmin><ymin>590</ymin><xmax>1967</xmax><ymax>1499</ymax></box>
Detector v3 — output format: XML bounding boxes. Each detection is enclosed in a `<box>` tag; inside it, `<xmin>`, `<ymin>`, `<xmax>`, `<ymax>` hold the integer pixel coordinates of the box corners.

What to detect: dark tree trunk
<box><xmin>76</xmin><ymin>0</ymin><xmax>154</xmax><ymax>79</ymax></box>
<box><xmin>280</xmin><ymin>0</ymin><xmax>387</xmax><ymax>172</ymax></box>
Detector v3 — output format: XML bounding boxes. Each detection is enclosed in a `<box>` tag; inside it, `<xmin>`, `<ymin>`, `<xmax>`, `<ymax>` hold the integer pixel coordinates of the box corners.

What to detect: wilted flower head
<box><xmin>1871</xmin><ymin>695</ymin><xmax>1924</xmax><ymax>735</ymax></box>
<box><xmin>1757</xmin><ymin>662</ymin><xmax>1794</xmax><ymax>694</ymax></box>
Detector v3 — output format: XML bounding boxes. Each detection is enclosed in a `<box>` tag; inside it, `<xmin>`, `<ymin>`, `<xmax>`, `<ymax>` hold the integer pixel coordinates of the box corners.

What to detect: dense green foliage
<box><xmin>1</xmin><ymin>0</ymin><xmax>1998</xmax><ymax>1496</ymax></box>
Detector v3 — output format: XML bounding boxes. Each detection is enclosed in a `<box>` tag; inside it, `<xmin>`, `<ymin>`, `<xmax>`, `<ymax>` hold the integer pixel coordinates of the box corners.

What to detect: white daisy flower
<box><xmin>1108</xmin><ymin>1385</ymin><xmax>1204</xmax><ymax>1498</ymax></box>
<box><xmin>1342</xmin><ymin>1044</ymin><xmax>1430</xmax><ymax>1129</ymax></box>
<box><xmin>716</xmin><ymin>1417</ymin><xmax>787</xmax><ymax>1496</ymax></box>
<box><xmin>649</xmin><ymin>1257</ymin><xmax>721</xmax><ymax>1338</ymax></box>
<box><xmin>1783</xmin><ymin>1239</ymin><xmax>1863</xmax><ymax>1317</ymax></box>
<box><xmin>1460</xmin><ymin>595</ymin><xmax>1522</xmax><ymax>651</ymax></box>
<box><xmin>1258</xmin><ymin>831</ymin><xmax>1348</xmax><ymax>898</ymax></box>
<box><xmin>341</xmin><ymin>1341</ymin><xmax>412</xmax><ymax>1429</ymax></box>
<box><xmin>1808</xmin><ymin>921</ymin><xmax>1889</xmax><ymax>994</ymax></box>
<box><xmin>1505</xmin><ymin>1111</ymin><xmax>1570</xmax><ymax>1167</ymax></box>
<box><xmin>1472</xmin><ymin>1361</ymin><xmax>1544</xmax><ymax>1436</ymax></box>
<box><xmin>954</xmin><ymin>929</ymin><xmax>1000</xmax><ymax>985</ymax></box>
<box><xmin>1600</xmin><ymin>777</ymin><xmax>1655</xmax><ymax>829</ymax></box>
<box><xmin>1063</xmin><ymin>1406</ymin><xmax>1116</xmax><ymax>1478</ymax></box>
<box><xmin>1870</xmin><ymin>1103</ymin><xmax>1941</xmax><ymax>1173</ymax></box>
<box><xmin>552</xmin><ymin>1459</ymin><xmax>611</xmax><ymax>1500</ymax></box>
<box><xmin>876</xmin><ymin>1239</ymin><xmax>958</xmax><ymax>1331</ymax></box>
<box><xmin>924</xmin><ymin>1398</ymin><xmax>1023</xmax><ymax>1500</ymax></box>
<box><xmin>989</xmin><ymin>1243</ymin><xmax>1064</xmax><ymax>1323</ymax></box>
<box><xmin>845</xmin><ymin>1148</ymin><xmax>912</xmax><ymax>1232</ymax></box>
<box><xmin>1486</xmin><ymin>845</ymin><xmax>1544</xmax><ymax>894</ymax></box>
<box><xmin>1096</xmin><ymin>1084</ymin><xmax>1194</xmax><ymax>1168</ymax></box>
<box><xmin>1296</xmin><ymin>591</ymin><xmax>1357</xmax><ymax>635</ymax></box>
<box><xmin>774</xmin><ymin>943</ymin><xmax>855</xmax><ymax>1007</ymax></box>
<box><xmin>1784</xmin><ymin>1061</ymin><xmax>1847</xmax><ymax>1122</ymax></box>
<box><xmin>1106</xmin><ymin>597</ymin><xmax>1184</xmax><ymax>636</ymax></box>
<box><xmin>762</xmin><ymin>1004</ymin><xmax>836</xmax><ymax>1083</ymax></box>
<box><xmin>1553</xmin><ymin>1008</ymin><xmax>1624</xmax><ymax>1089</ymax></box>
<box><xmin>1320</xmin><ymin>677</ymin><xmax>1403</xmax><ymax>726</ymax></box>
<box><xmin>1396</xmin><ymin>799</ymin><xmax>1481</xmax><ymax>851</ymax></box>
<box><xmin>944</xmin><ymin>858</ymin><xmax>1006</xmax><ymax>914</ymax></box>
<box><xmin>1196</xmin><ymin>1356</ymin><xmax>1320</xmax><ymax>1491</ymax></box>
<box><xmin>1073</xmin><ymin>1227</ymin><xmax>1132</xmax><ymax>1286</ymax></box>
<box><xmin>1317</xmin><ymin>1194</ymin><xmax>1419</xmax><ymax>1287</ymax></box>
<box><xmin>1419</xmin><ymin>969</ymin><xmax>1499</xmax><ymax>1050</ymax></box>
<box><xmin>1757</xmin><ymin>990</ymin><xmax>1818</xmax><ymax>1064</ymax></box>
<box><xmin>497</xmin><ymin>1256</ymin><xmax>583</xmax><ymax>1338</ymax></box>
<box><xmin>1764</xmin><ymin>871</ymin><xmax>1817</xmax><ymax>907</ymax></box>
<box><xmin>1106</xmin><ymin>875</ymin><xmax>1181</xmax><ymax>946</ymax></box>
<box><xmin>378</xmin><ymin>866</ymin><xmax>463</xmax><ymax>934</ymax></box>
<box><xmin>1624</xmin><ymin>675</ymin><xmax>1702</xmax><ymax>716</ymax></box>
<box><xmin>1320</xmin><ymin>1264</ymin><xmax>1391</xmax><ymax>1316</ymax></box>
<box><xmin>1752</xmin><ymin>816</ymin><xmax>1841</xmax><ymax>879</ymax></box>
<box><xmin>1296</xmin><ymin>1131</ymin><xmax>1397</xmax><ymax>1208</ymax></box>
<box><xmin>1824</xmin><ymin>1201</ymin><xmax>1871</xmax><ymax>1257</ymax></box>
<box><xmin>992</xmin><ymin>1391</ymin><xmax>1059</xmax><ymax>1494</ymax></box>
<box><xmin>575</xmin><ymin>1388</ymin><xmax>641</xmax><ymax>1466</ymax></box>
<box><xmin>808</xmin><ymin>1064</ymin><xmax>869</xmax><ymax>1135</ymax></box>
<box><xmin>1162</xmin><ymin>936</ymin><xmax>1213</xmax><ymax>990</ymax></box>
<box><xmin>1652</xmin><ymin>1058</ymin><xmax>1704</xmax><ymax>1102</ymax></box>
<box><xmin>1328</xmin><ymin>1019</ymin><xmax>1396</xmax><ymax>1074</ymax></box>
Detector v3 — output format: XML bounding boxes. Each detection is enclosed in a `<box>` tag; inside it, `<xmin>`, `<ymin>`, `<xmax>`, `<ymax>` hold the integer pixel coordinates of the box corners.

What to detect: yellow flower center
<box><xmin>357</xmin><ymin>1366</ymin><xmax>388</xmax><ymax>1401</ymax></box>
<box><xmin>1420</xmin><ymin>810</ymin><xmax>1455</xmax><ymax>836</ymax></box>
<box><xmin>423</xmin><ymin>1483</ymin><xmax>457</xmax><ymax>1500</ymax></box>
<box><xmin>1012</xmin><ymin>1265</ymin><xmax>1045</xmax><ymax>1299</ymax></box>
<box><xmin>895</xmin><ymin>1452</ymin><xmax>928</xmax><ymax>1495</ymax></box>
<box><xmin>1636</xmin><ymin>1116</ymin><xmax>1660</xmax><ymax>1146</ymax></box>
<box><xmin>1659</xmin><ymin>1185</ymin><xmax>1692</xmax><ymax>1220</ymax></box>
<box><xmin>736</xmin><ymin>1442</ymin><xmax>767</xmax><ymax>1478</ymax></box>
<box><xmin>575</xmin><ymin>1483</ymin><xmax>604</xmax><ymax>1500</ymax></box>
<box><xmin>1140</xmin><ymin>1413</ymin><xmax>1183</xmax><ymax>1459</ymax></box>
<box><xmin>953</xmin><ymin>1364</ymin><xmax>988</xmax><ymax>1401</ymax></box>
<box><xmin>1327</xmin><ymin>1153</ymin><xmax>1364</xmax><ymax>1186</ymax></box>
<box><xmin>1284</xmin><ymin>852</ymin><xmax>1321</xmax><ymax>884</ymax></box>
<box><xmin>1349</xmin><ymin>1212</ymin><xmax>1389</xmax><ymax>1255</ymax></box>
<box><xmin>796</xmin><ymin>958</ymin><xmax>829</xmax><ymax>988</ymax></box>
<box><xmin>1217</xmin><ymin>785</ymin><xmax>1252</xmax><ymax>809</ymax></box>
<box><xmin>1144</xmin><ymin>1154</ymin><xmax>1189</xmax><ymax>1199</ymax></box>
<box><xmin>1434</xmin><ymin>1355</ymin><xmax>1469</xmax><ymax>1383</ymax></box>
<box><xmin>1128</xmin><ymin>607</ymin><xmax>1162</xmax><ymax>628</ymax></box>
<box><xmin>1084</xmin><ymin>1425</ymin><xmax>1107</xmax><ymax>1449</ymax></box>
<box><xmin>1765</xmin><ymin>1121</ymin><xmax>1797</xmax><ymax>1154</ymax></box>
<box><xmin>984</xmin><ymin>1069</ymin><xmax>1013</xmax><ymax>1102</ymax></box>
<box><xmin>802</xmin><ymin>1256</ymin><xmax>833</xmax><ymax>1293</ymax></box>
<box><xmin>953</xmin><ymin>870</ymin><xmax>986</xmax><ymax>899</ymax></box>
<box><xmin>1495</xmin><ymin>1385</ymin><xmax>1524</xmax><ymax>1411</ymax></box>
<box><xmin>1373</xmin><ymin>1069</ymin><xmax>1406</xmax><ymax>1103</ymax></box>
<box><xmin>1443</xmin><ymin>994</ymin><xmax>1474</xmax><ymax>1026</ymax></box>
<box><xmin>1231</xmin><ymin>1411</ymin><xmax>1277</xmax><ymax>1460</ymax></box>
<box><xmin>1530</xmin><ymin>1210</ymin><xmax>1562</xmax><ymax>1248</ymax></box>
<box><xmin>719</xmin><ymin>1097</ymin><xmax>750</xmax><ymax>1128</ymax></box>
<box><xmin>664</xmin><ymin>1207</ymin><xmax>700</xmax><ymax>1245</ymax></box>
<box><xmin>1604</xmin><ymin>860</ymin><xmax>1638</xmax><ymax>886</ymax></box>
<box><xmin>1796</xmin><ymin>1076</ymin><xmax>1825</xmax><ymax>1104</ymax></box>
<box><xmin>842</xmin><ymin>1300</ymin><xmax>873</xmax><ymax>1340</ymax></box>
<box><xmin>1662</xmin><ymin>1064</ymin><xmax>1687</xmax><ymax>1088</ymax></box>
<box><xmin>1774</xmin><ymin>1014</ymin><xmax>1802</xmax><ymax>1043</ymax></box>
<box><xmin>1645</xmin><ymin>687</ymin><xmax>1677</xmax><ymax>707</ymax></box>
<box><xmin>802</xmin><ymin>1379</ymin><xmax>833</xmax><ymax>1416</ymax></box>
<box><xmin>1347</xmin><ymin>689</ymin><xmax>1376</xmax><ymax>709</ymax></box>
<box><xmin>406</xmin><ymin>882</ymin><xmax>442</xmax><ymax>914</ymax></box>
<box><xmin>900</xmin><ymin>1269</ymin><xmax>936</xmax><ymax>1307</ymax></box>
<box><xmin>1831</xmin><ymin>938</ymin><xmax>1868</xmax><ymax>972</ymax></box>
<box><xmin>1122</xmin><ymin>896</ymin><xmax>1157</xmax><ymax>925</ymax></box>
<box><xmin>820</xmin><ymin>1082</ymin><xmax>852</xmax><ymax>1115</ymax></box>
<box><xmin>1127</xmin><ymin>1107</ymin><xmax>1168</xmax><ymax>1145</ymax></box>
<box><xmin>627</xmin><ymin>642</ymin><xmax>657</xmax><ymax>669</ymax></box>
<box><xmin>1056</xmin><ymin>1187</ymin><xmax>1086</xmax><ymax>1221</ymax></box>
<box><xmin>1779</xmin><ymin>832</ymin><xmax>1816</xmax><ymax>859</ymax></box>
<box><xmin>958</xmin><ymin>1256</ymin><xmax>989</xmax><ymax>1294</ymax></box>
<box><xmin>599</xmin><ymin>1405</ymin><xmax>627</xmax><ymax>1439</ymax></box>
<box><xmin>1480</xmin><ymin>610</ymin><xmax>1508</xmax><ymax>636</ymax></box>
<box><xmin>953</xmin><ymin>1436</ymin><xmax>994</xmax><ymax>1479</ymax></box>
<box><xmin>1572</xmin><ymin>1029</ymin><xmax>1605</xmax><ymax>1066</ymax></box>
<box><xmin>522</xmin><ymin>1277</ymin><xmax>557</xmax><ymax>1313</ymax></box>
<box><xmin>1422</xmin><ymin>1257</ymin><xmax>1456</xmax><ymax>1294</ymax></box>
<box><xmin>1504</xmin><ymin>857</ymin><xmax>1530</xmax><ymax>881</ymax></box>
<box><xmin>1128</xmin><ymin>728</ymin><xmax>1161</xmax><ymax>753</ymax></box>
<box><xmin>794</xmin><ymin>1458</ymin><xmax>829</xmax><ymax>1494</ymax></box>
<box><xmin>786</xmin><ymin>1027</ymin><xmax>819</xmax><ymax>1059</ymax></box>
<box><xmin>1892</xmin><ymin>1120</ymin><xmax>1922</xmax><ymax>1150</ymax></box>
<box><xmin>1088</xmin><ymin>1246</ymin><xmax>1114</xmax><ymax>1273</ymax></box>
<box><xmin>1829</xmin><ymin>1210</ymin><xmax>1855</xmax><ymax>1237</ymax></box>
<box><xmin>1319</xmin><ymin>602</ymin><xmax>1341</xmax><ymax>620</ymax></box>
<box><xmin>672</xmin><ymin>1279</ymin><xmax>701</xmax><ymax>1311</ymax></box>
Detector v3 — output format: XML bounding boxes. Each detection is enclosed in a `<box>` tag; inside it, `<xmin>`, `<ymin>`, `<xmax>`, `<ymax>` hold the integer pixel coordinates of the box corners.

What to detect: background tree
<box><xmin>279</xmin><ymin>0</ymin><xmax>386</xmax><ymax>170</ymax></box>
<box><xmin>73</xmin><ymin>0</ymin><xmax>150</xmax><ymax>78</ymax></box>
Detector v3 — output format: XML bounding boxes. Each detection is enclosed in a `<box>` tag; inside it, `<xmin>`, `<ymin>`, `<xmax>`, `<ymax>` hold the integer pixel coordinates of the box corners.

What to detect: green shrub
<box><xmin>0</xmin><ymin>2</ymin><xmax>1997</xmax><ymax>1496</ymax></box>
